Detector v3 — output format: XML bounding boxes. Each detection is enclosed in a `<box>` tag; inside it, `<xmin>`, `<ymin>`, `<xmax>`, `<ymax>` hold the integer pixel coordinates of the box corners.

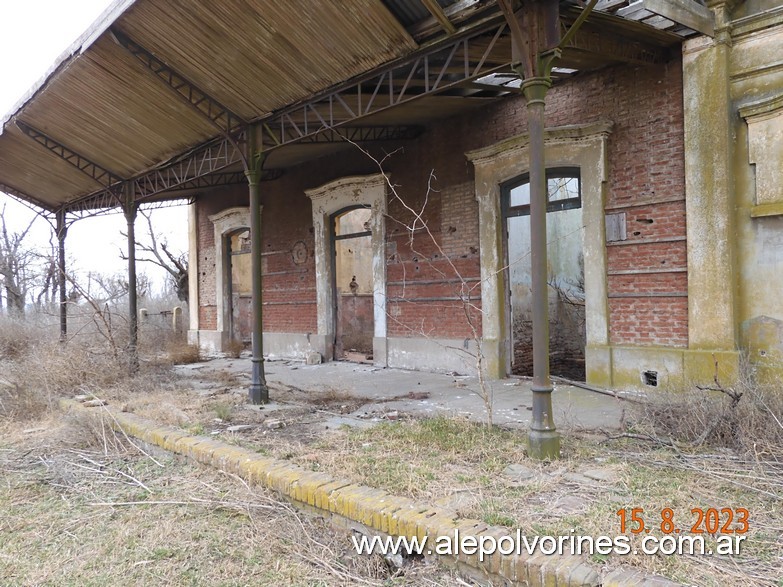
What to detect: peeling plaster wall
<box><xmin>675</xmin><ymin>2</ymin><xmax>783</xmax><ymax>388</ymax></box>
<box><xmin>729</xmin><ymin>6</ymin><xmax>783</xmax><ymax>381</ymax></box>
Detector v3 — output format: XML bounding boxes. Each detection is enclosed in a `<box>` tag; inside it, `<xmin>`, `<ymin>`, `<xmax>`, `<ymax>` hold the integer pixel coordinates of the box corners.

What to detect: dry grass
<box><xmin>116</xmin><ymin>361</ymin><xmax>781</xmax><ymax>585</ymax></box>
<box><xmin>2</xmin><ymin>320</ymin><xmax>781</xmax><ymax>586</ymax></box>
<box><xmin>169</xmin><ymin>396</ymin><xmax>778</xmax><ymax>587</ymax></box>
<box><xmin>0</xmin><ymin>315</ymin><xmax>38</xmax><ymax>360</ymax></box>
<box><xmin>0</xmin><ymin>412</ymin><xmax>470</xmax><ymax>587</ymax></box>
<box><xmin>637</xmin><ymin>379</ymin><xmax>783</xmax><ymax>459</ymax></box>
<box><xmin>0</xmin><ymin>340</ymin><xmax>124</xmax><ymax>419</ymax></box>
<box><xmin>159</xmin><ymin>339</ymin><xmax>202</xmax><ymax>365</ymax></box>
<box><xmin>223</xmin><ymin>338</ymin><xmax>246</xmax><ymax>359</ymax></box>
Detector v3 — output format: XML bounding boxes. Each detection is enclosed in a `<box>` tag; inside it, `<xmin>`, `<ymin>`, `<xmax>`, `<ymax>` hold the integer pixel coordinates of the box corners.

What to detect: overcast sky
<box><xmin>0</xmin><ymin>1</ymin><xmax>189</xmax><ymax>296</ymax></box>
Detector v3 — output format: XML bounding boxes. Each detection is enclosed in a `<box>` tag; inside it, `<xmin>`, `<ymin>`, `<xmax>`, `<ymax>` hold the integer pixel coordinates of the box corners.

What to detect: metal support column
<box><xmin>500</xmin><ymin>0</ymin><xmax>581</xmax><ymax>459</ymax></box>
<box><xmin>55</xmin><ymin>208</ymin><xmax>68</xmax><ymax>343</ymax></box>
<box><xmin>123</xmin><ymin>183</ymin><xmax>139</xmax><ymax>375</ymax></box>
<box><xmin>521</xmin><ymin>77</ymin><xmax>560</xmax><ymax>460</ymax></box>
<box><xmin>246</xmin><ymin>126</ymin><xmax>268</xmax><ymax>404</ymax></box>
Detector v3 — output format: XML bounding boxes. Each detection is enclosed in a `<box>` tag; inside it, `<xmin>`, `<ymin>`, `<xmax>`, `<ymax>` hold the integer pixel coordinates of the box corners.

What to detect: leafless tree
<box><xmin>345</xmin><ymin>142</ymin><xmax>495</xmax><ymax>425</ymax></box>
<box><xmin>121</xmin><ymin>208</ymin><xmax>188</xmax><ymax>302</ymax></box>
<box><xmin>0</xmin><ymin>205</ymin><xmax>38</xmax><ymax>316</ymax></box>
<box><xmin>33</xmin><ymin>234</ymin><xmax>57</xmax><ymax>310</ymax></box>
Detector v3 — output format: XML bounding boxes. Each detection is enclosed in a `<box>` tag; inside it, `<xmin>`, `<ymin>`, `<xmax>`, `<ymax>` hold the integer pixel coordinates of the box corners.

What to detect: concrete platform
<box><xmin>183</xmin><ymin>357</ymin><xmax>628</xmax><ymax>431</ymax></box>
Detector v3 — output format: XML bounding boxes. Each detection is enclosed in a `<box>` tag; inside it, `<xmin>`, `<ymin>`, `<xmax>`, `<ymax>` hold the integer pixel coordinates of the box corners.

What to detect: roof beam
<box><xmin>296</xmin><ymin>125</ymin><xmax>424</xmax><ymax>144</ymax></box>
<box><xmin>166</xmin><ymin>170</ymin><xmax>283</xmax><ymax>192</ymax></box>
<box><xmin>15</xmin><ymin>121</ymin><xmax>125</xmax><ymax>190</ymax></box>
<box><xmin>72</xmin><ymin>22</ymin><xmax>508</xmax><ymax>210</ymax></box>
<box><xmin>260</xmin><ymin>21</ymin><xmax>508</xmax><ymax>148</ymax></box>
<box><xmin>420</xmin><ymin>0</ymin><xmax>457</xmax><ymax>34</ymax></box>
<box><xmin>0</xmin><ymin>182</ymin><xmax>54</xmax><ymax>212</ymax></box>
<box><xmin>66</xmin><ymin>132</ymin><xmax>245</xmax><ymax>212</ymax></box>
<box><xmin>68</xmin><ymin>9</ymin><xmax>673</xmax><ymax>212</ymax></box>
<box><xmin>110</xmin><ymin>28</ymin><xmax>248</xmax><ymax>135</ymax></box>
<box><xmin>642</xmin><ymin>0</ymin><xmax>714</xmax><ymax>36</ymax></box>
<box><xmin>562</xmin><ymin>25</ymin><xmax>670</xmax><ymax>65</ymax></box>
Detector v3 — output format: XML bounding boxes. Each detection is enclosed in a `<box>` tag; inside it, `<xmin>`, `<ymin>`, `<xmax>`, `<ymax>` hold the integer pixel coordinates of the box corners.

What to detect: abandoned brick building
<box><xmin>1</xmin><ymin>0</ymin><xmax>782</xmax><ymax>396</ymax></box>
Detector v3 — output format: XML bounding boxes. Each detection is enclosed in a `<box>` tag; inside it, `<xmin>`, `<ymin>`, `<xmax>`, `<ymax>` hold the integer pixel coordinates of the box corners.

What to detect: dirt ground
<box><xmin>2</xmin><ymin>355</ymin><xmax>782</xmax><ymax>586</ymax></box>
<box><xmin>115</xmin><ymin>358</ymin><xmax>783</xmax><ymax>587</ymax></box>
<box><xmin>0</xmin><ymin>412</ymin><xmax>471</xmax><ymax>586</ymax></box>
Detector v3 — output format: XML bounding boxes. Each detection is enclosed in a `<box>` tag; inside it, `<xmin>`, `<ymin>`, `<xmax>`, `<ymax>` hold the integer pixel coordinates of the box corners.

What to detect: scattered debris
<box><xmin>406</xmin><ymin>391</ymin><xmax>429</xmax><ymax>400</ymax></box>
<box><xmin>503</xmin><ymin>464</ymin><xmax>537</xmax><ymax>482</ymax></box>
<box><xmin>582</xmin><ymin>468</ymin><xmax>618</xmax><ymax>483</ymax></box>
<box><xmin>226</xmin><ymin>424</ymin><xmax>254</xmax><ymax>433</ymax></box>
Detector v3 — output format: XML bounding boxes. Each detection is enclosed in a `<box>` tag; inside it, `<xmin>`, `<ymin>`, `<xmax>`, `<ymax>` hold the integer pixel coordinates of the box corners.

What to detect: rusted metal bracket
<box><xmin>295</xmin><ymin>125</ymin><xmax>424</xmax><ymax>144</ymax></box>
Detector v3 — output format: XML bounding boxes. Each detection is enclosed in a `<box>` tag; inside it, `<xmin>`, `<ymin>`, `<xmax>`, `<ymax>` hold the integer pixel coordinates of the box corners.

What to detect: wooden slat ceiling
<box><xmin>114</xmin><ymin>0</ymin><xmax>417</xmax><ymax>120</ymax></box>
<box><xmin>0</xmin><ymin>0</ymin><xmax>418</xmax><ymax>209</ymax></box>
<box><xmin>0</xmin><ymin>0</ymin><xmax>692</xmax><ymax>212</ymax></box>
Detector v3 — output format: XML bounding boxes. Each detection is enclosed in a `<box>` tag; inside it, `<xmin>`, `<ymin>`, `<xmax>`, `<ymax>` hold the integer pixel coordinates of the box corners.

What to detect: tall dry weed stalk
<box><xmin>348</xmin><ymin>142</ymin><xmax>494</xmax><ymax>426</ymax></box>
<box><xmin>639</xmin><ymin>358</ymin><xmax>783</xmax><ymax>458</ymax></box>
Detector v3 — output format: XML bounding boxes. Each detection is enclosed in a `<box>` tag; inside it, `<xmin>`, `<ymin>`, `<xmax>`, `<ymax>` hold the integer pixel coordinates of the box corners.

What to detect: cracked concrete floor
<box><xmin>174</xmin><ymin>356</ymin><xmax>627</xmax><ymax>432</ymax></box>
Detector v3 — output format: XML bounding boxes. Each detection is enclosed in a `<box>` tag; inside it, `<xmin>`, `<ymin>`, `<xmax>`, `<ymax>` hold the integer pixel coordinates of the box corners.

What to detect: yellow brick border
<box><xmin>62</xmin><ymin>400</ymin><xmax>679</xmax><ymax>587</ymax></box>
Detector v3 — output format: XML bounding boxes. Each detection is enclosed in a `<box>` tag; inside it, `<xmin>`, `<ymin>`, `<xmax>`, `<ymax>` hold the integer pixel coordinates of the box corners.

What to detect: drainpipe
<box><xmin>521</xmin><ymin>76</ymin><xmax>560</xmax><ymax>460</ymax></box>
<box><xmin>55</xmin><ymin>208</ymin><xmax>68</xmax><ymax>343</ymax></box>
<box><xmin>246</xmin><ymin>126</ymin><xmax>268</xmax><ymax>404</ymax></box>
<box><xmin>123</xmin><ymin>182</ymin><xmax>139</xmax><ymax>375</ymax></box>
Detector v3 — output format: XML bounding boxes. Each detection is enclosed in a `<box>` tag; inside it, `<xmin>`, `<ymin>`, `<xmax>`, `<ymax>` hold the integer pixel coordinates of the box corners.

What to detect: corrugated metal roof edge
<box><xmin>0</xmin><ymin>0</ymin><xmax>137</xmax><ymax>133</ymax></box>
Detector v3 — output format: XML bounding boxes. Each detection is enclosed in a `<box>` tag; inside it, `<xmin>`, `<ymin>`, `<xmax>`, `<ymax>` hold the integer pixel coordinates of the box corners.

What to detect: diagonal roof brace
<box><xmin>420</xmin><ymin>0</ymin><xmax>457</xmax><ymax>34</ymax></box>
<box><xmin>110</xmin><ymin>28</ymin><xmax>248</xmax><ymax>136</ymax></box>
<box><xmin>164</xmin><ymin>170</ymin><xmax>283</xmax><ymax>192</ymax></box>
<box><xmin>260</xmin><ymin>21</ymin><xmax>509</xmax><ymax>148</ymax></box>
<box><xmin>65</xmin><ymin>131</ymin><xmax>246</xmax><ymax>213</ymax></box>
<box><xmin>296</xmin><ymin>125</ymin><xmax>424</xmax><ymax>144</ymax></box>
<box><xmin>15</xmin><ymin>120</ymin><xmax>125</xmax><ymax>191</ymax></box>
<box><xmin>0</xmin><ymin>182</ymin><xmax>55</xmax><ymax>212</ymax></box>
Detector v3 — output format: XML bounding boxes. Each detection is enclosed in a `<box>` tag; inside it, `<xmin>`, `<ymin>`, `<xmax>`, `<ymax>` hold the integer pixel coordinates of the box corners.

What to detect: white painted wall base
<box><xmin>263</xmin><ymin>333</ymin><xmax>321</xmax><ymax>361</ymax></box>
<box><xmin>189</xmin><ymin>329</ymin><xmax>226</xmax><ymax>353</ymax></box>
<box><xmin>191</xmin><ymin>330</ymin><xmax>324</xmax><ymax>361</ymax></box>
<box><xmin>387</xmin><ymin>337</ymin><xmax>480</xmax><ymax>375</ymax></box>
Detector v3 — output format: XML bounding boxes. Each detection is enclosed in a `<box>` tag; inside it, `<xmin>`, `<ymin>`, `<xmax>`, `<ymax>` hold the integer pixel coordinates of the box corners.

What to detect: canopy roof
<box><xmin>0</xmin><ymin>0</ymin><xmax>702</xmax><ymax>213</ymax></box>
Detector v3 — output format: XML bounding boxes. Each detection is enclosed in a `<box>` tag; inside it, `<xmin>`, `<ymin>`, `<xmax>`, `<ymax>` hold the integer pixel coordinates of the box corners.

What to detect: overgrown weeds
<box><xmin>0</xmin><ymin>315</ymin><xmax>38</xmax><ymax>360</ymax></box>
<box><xmin>0</xmin><ymin>340</ymin><xmax>124</xmax><ymax>419</ymax></box>
<box><xmin>635</xmin><ymin>366</ymin><xmax>783</xmax><ymax>459</ymax></box>
<box><xmin>160</xmin><ymin>339</ymin><xmax>202</xmax><ymax>365</ymax></box>
<box><xmin>0</xmin><ymin>409</ymin><xmax>467</xmax><ymax>586</ymax></box>
<box><xmin>224</xmin><ymin>338</ymin><xmax>245</xmax><ymax>359</ymax></box>
<box><xmin>0</xmin><ymin>306</ymin><xmax>197</xmax><ymax>422</ymax></box>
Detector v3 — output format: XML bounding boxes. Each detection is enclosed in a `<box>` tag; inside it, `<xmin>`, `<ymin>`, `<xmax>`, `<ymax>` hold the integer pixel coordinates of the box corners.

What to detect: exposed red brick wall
<box><xmin>608</xmin><ymin>297</ymin><xmax>688</xmax><ymax>346</ymax></box>
<box><xmin>195</xmin><ymin>54</ymin><xmax>687</xmax><ymax>348</ymax></box>
<box><xmin>195</xmin><ymin>182</ymin><xmax>318</xmax><ymax>334</ymax></box>
<box><xmin>199</xmin><ymin>305</ymin><xmax>216</xmax><ymax>331</ymax></box>
<box><xmin>461</xmin><ymin>56</ymin><xmax>688</xmax><ymax>347</ymax></box>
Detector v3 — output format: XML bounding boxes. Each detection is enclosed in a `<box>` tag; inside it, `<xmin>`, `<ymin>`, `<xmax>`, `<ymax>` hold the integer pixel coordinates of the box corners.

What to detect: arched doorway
<box><xmin>502</xmin><ymin>168</ymin><xmax>585</xmax><ymax>380</ymax></box>
<box><xmin>332</xmin><ymin>206</ymin><xmax>374</xmax><ymax>361</ymax></box>
<box><xmin>305</xmin><ymin>174</ymin><xmax>388</xmax><ymax>365</ymax></box>
<box><xmin>208</xmin><ymin>206</ymin><xmax>253</xmax><ymax>351</ymax></box>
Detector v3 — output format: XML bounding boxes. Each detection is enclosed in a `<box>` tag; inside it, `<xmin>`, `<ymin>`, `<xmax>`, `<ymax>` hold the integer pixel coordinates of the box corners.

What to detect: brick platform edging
<box><xmin>62</xmin><ymin>400</ymin><xmax>679</xmax><ymax>587</ymax></box>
